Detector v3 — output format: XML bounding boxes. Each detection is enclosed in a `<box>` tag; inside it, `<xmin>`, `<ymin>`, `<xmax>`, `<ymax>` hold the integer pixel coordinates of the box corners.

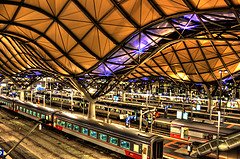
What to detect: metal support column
<box><xmin>43</xmin><ymin>95</ymin><xmax>46</xmax><ymax>107</ymax></box>
<box><xmin>203</xmin><ymin>84</ymin><xmax>212</xmax><ymax>113</ymax></box>
<box><xmin>122</xmin><ymin>91</ymin><xmax>126</xmax><ymax>102</ymax></box>
<box><xmin>71</xmin><ymin>89</ymin><xmax>74</xmax><ymax>112</ymax></box>
<box><xmin>60</xmin><ymin>90</ymin><xmax>63</xmax><ymax>110</ymax></box>
<box><xmin>30</xmin><ymin>89</ymin><xmax>33</xmax><ymax>103</ymax></box>
<box><xmin>19</xmin><ymin>90</ymin><xmax>25</xmax><ymax>101</ymax></box>
<box><xmin>191</xmin><ymin>104</ymin><xmax>193</xmax><ymax>121</ymax></box>
<box><xmin>217</xmin><ymin>111</ymin><xmax>220</xmax><ymax>159</ymax></box>
<box><xmin>208</xmin><ymin>97</ymin><xmax>213</xmax><ymax>113</ymax></box>
<box><xmin>88</xmin><ymin>101</ymin><xmax>96</xmax><ymax>119</ymax></box>
<box><xmin>49</xmin><ymin>81</ymin><xmax>52</xmax><ymax>107</ymax></box>
<box><xmin>219</xmin><ymin>72</ymin><xmax>223</xmax><ymax>111</ymax></box>
<box><xmin>150</xmin><ymin>113</ymin><xmax>153</xmax><ymax>133</ymax></box>
<box><xmin>139</xmin><ymin>109</ymin><xmax>143</xmax><ymax>131</ymax></box>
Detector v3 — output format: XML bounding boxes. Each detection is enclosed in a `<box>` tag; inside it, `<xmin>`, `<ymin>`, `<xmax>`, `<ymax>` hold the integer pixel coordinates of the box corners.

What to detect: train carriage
<box><xmin>13</xmin><ymin>100</ymin><xmax>54</xmax><ymax>124</ymax></box>
<box><xmin>54</xmin><ymin>112</ymin><xmax>164</xmax><ymax>159</ymax></box>
<box><xmin>0</xmin><ymin>95</ymin><xmax>15</xmax><ymax>110</ymax></box>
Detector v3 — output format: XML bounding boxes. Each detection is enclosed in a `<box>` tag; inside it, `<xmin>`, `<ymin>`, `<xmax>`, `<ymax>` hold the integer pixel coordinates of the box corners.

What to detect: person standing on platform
<box><xmin>145</xmin><ymin>125</ymin><xmax>149</xmax><ymax>132</ymax></box>
<box><xmin>187</xmin><ymin>143</ymin><xmax>193</xmax><ymax>156</ymax></box>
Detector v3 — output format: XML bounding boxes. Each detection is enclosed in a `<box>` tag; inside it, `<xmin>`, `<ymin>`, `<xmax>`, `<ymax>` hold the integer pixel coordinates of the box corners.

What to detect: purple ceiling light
<box><xmin>34</xmin><ymin>71</ymin><xmax>42</xmax><ymax>76</ymax></box>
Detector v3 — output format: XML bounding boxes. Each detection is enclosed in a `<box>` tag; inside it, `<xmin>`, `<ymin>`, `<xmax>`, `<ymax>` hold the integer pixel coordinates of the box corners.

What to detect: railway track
<box><xmin>0</xmin><ymin>109</ymin><xmax>122</xmax><ymax>159</ymax></box>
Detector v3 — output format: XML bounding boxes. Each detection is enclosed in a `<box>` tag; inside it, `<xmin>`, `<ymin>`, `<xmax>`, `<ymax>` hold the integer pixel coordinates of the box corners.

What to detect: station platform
<box><xmin>163</xmin><ymin>140</ymin><xmax>192</xmax><ymax>159</ymax></box>
<box><xmin>163</xmin><ymin>139</ymin><xmax>240</xmax><ymax>159</ymax></box>
<box><xmin>191</xmin><ymin>117</ymin><xmax>240</xmax><ymax>130</ymax></box>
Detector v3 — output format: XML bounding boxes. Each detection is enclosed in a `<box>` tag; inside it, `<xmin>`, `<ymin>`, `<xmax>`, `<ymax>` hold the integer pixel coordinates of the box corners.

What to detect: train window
<box><xmin>120</xmin><ymin>140</ymin><xmax>130</xmax><ymax>150</ymax></box>
<box><xmin>73</xmin><ymin>125</ymin><xmax>79</xmax><ymax>131</ymax></box>
<box><xmin>67</xmin><ymin>123</ymin><xmax>72</xmax><ymax>129</ymax></box>
<box><xmin>48</xmin><ymin>115</ymin><xmax>52</xmax><ymax>121</ymax></box>
<box><xmin>33</xmin><ymin>111</ymin><xmax>37</xmax><ymax>116</ymax></box>
<box><xmin>109</xmin><ymin>137</ymin><xmax>118</xmax><ymax>145</ymax></box>
<box><xmin>37</xmin><ymin>113</ymin><xmax>40</xmax><ymax>118</ymax></box>
<box><xmin>23</xmin><ymin>107</ymin><xmax>26</xmax><ymax>112</ymax></box>
<box><xmin>90</xmin><ymin>130</ymin><xmax>97</xmax><ymax>138</ymax></box>
<box><xmin>99</xmin><ymin>133</ymin><xmax>107</xmax><ymax>142</ymax></box>
<box><xmin>41</xmin><ymin>114</ymin><xmax>45</xmax><ymax>119</ymax></box>
<box><xmin>46</xmin><ymin>115</ymin><xmax>49</xmax><ymax>120</ymax></box>
<box><xmin>16</xmin><ymin>105</ymin><xmax>19</xmax><ymax>110</ymax></box>
<box><xmin>57</xmin><ymin>119</ymin><xmax>61</xmax><ymax>125</ymax></box>
<box><xmin>133</xmin><ymin>144</ymin><xmax>140</xmax><ymax>153</ymax></box>
<box><xmin>20</xmin><ymin>106</ymin><xmax>23</xmax><ymax>111</ymax></box>
<box><xmin>29</xmin><ymin>110</ymin><xmax>33</xmax><ymax>115</ymax></box>
<box><xmin>82</xmin><ymin>128</ymin><xmax>88</xmax><ymax>135</ymax></box>
<box><xmin>60</xmin><ymin>121</ymin><xmax>66</xmax><ymax>127</ymax></box>
<box><xmin>26</xmin><ymin>109</ymin><xmax>29</xmax><ymax>114</ymax></box>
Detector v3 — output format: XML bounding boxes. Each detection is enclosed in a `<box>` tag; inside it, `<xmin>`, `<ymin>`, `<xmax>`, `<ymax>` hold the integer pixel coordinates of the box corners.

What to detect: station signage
<box><xmin>0</xmin><ymin>147</ymin><xmax>4</xmax><ymax>158</ymax></box>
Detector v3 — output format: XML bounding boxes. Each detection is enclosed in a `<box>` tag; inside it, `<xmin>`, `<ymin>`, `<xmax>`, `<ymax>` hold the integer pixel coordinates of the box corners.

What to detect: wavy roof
<box><xmin>0</xmin><ymin>0</ymin><xmax>240</xmax><ymax>99</ymax></box>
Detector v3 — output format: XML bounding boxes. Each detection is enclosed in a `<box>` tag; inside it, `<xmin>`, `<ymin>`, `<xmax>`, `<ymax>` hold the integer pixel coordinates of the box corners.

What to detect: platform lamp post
<box><xmin>71</xmin><ymin>89</ymin><xmax>74</xmax><ymax>112</ymax></box>
<box><xmin>219</xmin><ymin>71</ymin><xmax>223</xmax><ymax>112</ymax></box>
<box><xmin>218</xmin><ymin>70</ymin><xmax>227</xmax><ymax>112</ymax></box>
<box><xmin>60</xmin><ymin>89</ymin><xmax>63</xmax><ymax>110</ymax></box>
<box><xmin>190</xmin><ymin>89</ymin><xmax>193</xmax><ymax>121</ymax></box>
<box><xmin>49</xmin><ymin>80</ymin><xmax>52</xmax><ymax>107</ymax></box>
<box><xmin>217</xmin><ymin>111</ymin><xmax>221</xmax><ymax>159</ymax></box>
<box><xmin>217</xmin><ymin>70</ymin><xmax>227</xmax><ymax>159</ymax></box>
<box><xmin>30</xmin><ymin>89</ymin><xmax>33</xmax><ymax>103</ymax></box>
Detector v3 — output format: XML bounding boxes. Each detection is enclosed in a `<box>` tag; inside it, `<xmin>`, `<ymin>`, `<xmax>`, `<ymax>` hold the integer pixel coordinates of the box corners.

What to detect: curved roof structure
<box><xmin>0</xmin><ymin>0</ymin><xmax>240</xmax><ymax>99</ymax></box>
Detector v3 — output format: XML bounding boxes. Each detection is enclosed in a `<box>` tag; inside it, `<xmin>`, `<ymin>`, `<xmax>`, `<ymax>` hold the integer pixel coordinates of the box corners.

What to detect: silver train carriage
<box><xmin>54</xmin><ymin>112</ymin><xmax>164</xmax><ymax>159</ymax></box>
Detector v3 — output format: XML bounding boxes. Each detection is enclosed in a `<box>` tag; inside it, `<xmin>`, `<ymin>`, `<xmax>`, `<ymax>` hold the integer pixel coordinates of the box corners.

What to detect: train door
<box><xmin>152</xmin><ymin>140</ymin><xmax>163</xmax><ymax>159</ymax></box>
<box><xmin>181</xmin><ymin>127</ymin><xmax>189</xmax><ymax>139</ymax></box>
<box><xmin>142</xmin><ymin>144</ymin><xmax>148</xmax><ymax>159</ymax></box>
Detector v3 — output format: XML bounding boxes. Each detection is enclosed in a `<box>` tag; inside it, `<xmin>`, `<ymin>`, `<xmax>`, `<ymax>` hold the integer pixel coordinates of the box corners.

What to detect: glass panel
<box><xmin>134</xmin><ymin>144</ymin><xmax>139</xmax><ymax>153</ymax></box>
<box><xmin>73</xmin><ymin>125</ymin><xmax>79</xmax><ymax>131</ymax></box>
<box><xmin>60</xmin><ymin>121</ymin><xmax>66</xmax><ymax>127</ymax></box>
<box><xmin>67</xmin><ymin>123</ymin><xmax>72</xmax><ymax>129</ymax></box>
<box><xmin>23</xmin><ymin>107</ymin><xmax>26</xmax><ymax>112</ymax></box>
<box><xmin>82</xmin><ymin>128</ymin><xmax>88</xmax><ymax>135</ymax></box>
<box><xmin>37</xmin><ymin>113</ymin><xmax>40</xmax><ymax>118</ymax></box>
<box><xmin>90</xmin><ymin>130</ymin><xmax>97</xmax><ymax>138</ymax></box>
<box><xmin>120</xmin><ymin>140</ymin><xmax>130</xmax><ymax>149</ymax></box>
<box><xmin>41</xmin><ymin>114</ymin><xmax>45</xmax><ymax>119</ymax></box>
<box><xmin>33</xmin><ymin>111</ymin><xmax>37</xmax><ymax>116</ymax></box>
<box><xmin>99</xmin><ymin>133</ymin><xmax>107</xmax><ymax>142</ymax></box>
<box><xmin>109</xmin><ymin>137</ymin><xmax>118</xmax><ymax>145</ymax></box>
<box><xmin>26</xmin><ymin>109</ymin><xmax>29</xmax><ymax>114</ymax></box>
<box><xmin>20</xmin><ymin>107</ymin><xmax>22</xmax><ymax>111</ymax></box>
<box><xmin>46</xmin><ymin>115</ymin><xmax>49</xmax><ymax>120</ymax></box>
<box><xmin>29</xmin><ymin>110</ymin><xmax>32</xmax><ymax>115</ymax></box>
<box><xmin>57</xmin><ymin>119</ymin><xmax>61</xmax><ymax>125</ymax></box>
